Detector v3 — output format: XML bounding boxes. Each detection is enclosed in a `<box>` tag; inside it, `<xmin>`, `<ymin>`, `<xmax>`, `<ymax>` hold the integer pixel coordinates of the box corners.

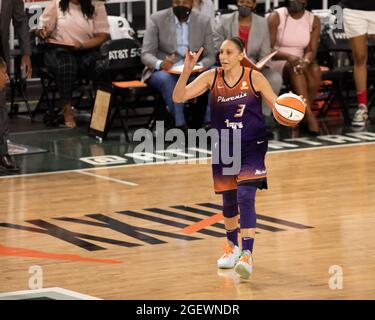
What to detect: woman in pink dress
<box><xmin>268</xmin><ymin>0</ymin><xmax>321</xmax><ymax>135</ymax></box>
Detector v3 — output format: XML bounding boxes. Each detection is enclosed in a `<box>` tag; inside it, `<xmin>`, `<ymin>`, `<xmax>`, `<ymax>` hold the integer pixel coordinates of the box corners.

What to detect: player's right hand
<box><xmin>183</xmin><ymin>47</ymin><xmax>204</xmax><ymax>73</ymax></box>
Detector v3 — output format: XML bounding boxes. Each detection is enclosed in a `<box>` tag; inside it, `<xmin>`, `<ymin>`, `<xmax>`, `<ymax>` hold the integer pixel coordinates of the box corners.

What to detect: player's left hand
<box><xmin>288</xmin><ymin>91</ymin><xmax>307</xmax><ymax>107</ymax></box>
<box><xmin>299</xmin><ymin>95</ymin><xmax>307</xmax><ymax>107</ymax></box>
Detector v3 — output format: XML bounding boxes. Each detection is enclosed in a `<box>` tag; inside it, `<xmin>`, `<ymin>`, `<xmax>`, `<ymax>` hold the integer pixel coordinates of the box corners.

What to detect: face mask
<box><xmin>288</xmin><ymin>1</ymin><xmax>306</xmax><ymax>14</ymax></box>
<box><xmin>238</xmin><ymin>6</ymin><xmax>252</xmax><ymax>17</ymax></box>
<box><xmin>173</xmin><ymin>6</ymin><xmax>191</xmax><ymax>21</ymax></box>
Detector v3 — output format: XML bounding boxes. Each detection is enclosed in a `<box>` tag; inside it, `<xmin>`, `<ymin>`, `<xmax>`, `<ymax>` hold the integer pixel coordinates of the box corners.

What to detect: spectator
<box><xmin>213</xmin><ymin>0</ymin><xmax>283</xmax><ymax>117</ymax></box>
<box><xmin>0</xmin><ymin>0</ymin><xmax>32</xmax><ymax>172</ymax></box>
<box><xmin>268</xmin><ymin>0</ymin><xmax>321</xmax><ymax>135</ymax></box>
<box><xmin>36</xmin><ymin>0</ymin><xmax>110</xmax><ymax>128</ymax></box>
<box><xmin>141</xmin><ymin>0</ymin><xmax>216</xmax><ymax>130</ymax></box>
<box><xmin>341</xmin><ymin>0</ymin><xmax>375</xmax><ymax>127</ymax></box>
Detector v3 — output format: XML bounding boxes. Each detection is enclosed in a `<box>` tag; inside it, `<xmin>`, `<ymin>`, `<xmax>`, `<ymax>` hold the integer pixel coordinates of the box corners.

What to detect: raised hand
<box><xmin>183</xmin><ymin>47</ymin><xmax>204</xmax><ymax>74</ymax></box>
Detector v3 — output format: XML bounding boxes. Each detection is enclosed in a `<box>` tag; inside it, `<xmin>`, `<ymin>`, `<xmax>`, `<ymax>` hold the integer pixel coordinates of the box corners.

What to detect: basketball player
<box><xmin>173</xmin><ymin>37</ymin><xmax>286</xmax><ymax>279</ymax></box>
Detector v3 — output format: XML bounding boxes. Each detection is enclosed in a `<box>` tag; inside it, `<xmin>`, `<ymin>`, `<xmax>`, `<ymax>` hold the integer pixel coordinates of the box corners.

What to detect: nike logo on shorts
<box><xmin>257</xmin><ymin>141</ymin><xmax>265</xmax><ymax>144</ymax></box>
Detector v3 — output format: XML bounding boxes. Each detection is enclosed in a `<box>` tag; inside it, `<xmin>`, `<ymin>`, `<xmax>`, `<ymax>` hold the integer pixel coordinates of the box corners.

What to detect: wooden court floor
<box><xmin>1</xmin><ymin>143</ymin><xmax>375</xmax><ymax>299</ymax></box>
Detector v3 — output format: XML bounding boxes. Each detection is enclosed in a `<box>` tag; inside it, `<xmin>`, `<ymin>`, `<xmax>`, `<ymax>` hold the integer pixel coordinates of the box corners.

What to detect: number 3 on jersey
<box><xmin>234</xmin><ymin>104</ymin><xmax>246</xmax><ymax>118</ymax></box>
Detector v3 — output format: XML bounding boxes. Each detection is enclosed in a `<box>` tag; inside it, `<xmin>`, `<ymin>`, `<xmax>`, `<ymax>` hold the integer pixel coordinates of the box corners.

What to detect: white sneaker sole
<box><xmin>352</xmin><ymin>120</ymin><xmax>366</xmax><ymax>127</ymax></box>
<box><xmin>217</xmin><ymin>256</ymin><xmax>240</xmax><ymax>269</ymax></box>
<box><xmin>234</xmin><ymin>262</ymin><xmax>253</xmax><ymax>279</ymax></box>
<box><xmin>217</xmin><ymin>263</ymin><xmax>235</xmax><ymax>269</ymax></box>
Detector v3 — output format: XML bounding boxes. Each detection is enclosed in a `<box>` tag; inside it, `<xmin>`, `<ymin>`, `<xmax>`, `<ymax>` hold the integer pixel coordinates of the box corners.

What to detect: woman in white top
<box><xmin>36</xmin><ymin>0</ymin><xmax>110</xmax><ymax>128</ymax></box>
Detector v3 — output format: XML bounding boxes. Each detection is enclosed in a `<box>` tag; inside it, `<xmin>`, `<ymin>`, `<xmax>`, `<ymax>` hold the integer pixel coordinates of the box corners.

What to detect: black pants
<box><xmin>44</xmin><ymin>46</ymin><xmax>107</xmax><ymax>105</ymax></box>
<box><xmin>0</xmin><ymin>89</ymin><xmax>8</xmax><ymax>155</ymax></box>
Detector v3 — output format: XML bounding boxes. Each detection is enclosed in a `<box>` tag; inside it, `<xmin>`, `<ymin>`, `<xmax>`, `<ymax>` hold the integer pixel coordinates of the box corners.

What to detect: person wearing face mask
<box><xmin>267</xmin><ymin>0</ymin><xmax>321</xmax><ymax>136</ymax></box>
<box><xmin>213</xmin><ymin>0</ymin><xmax>283</xmax><ymax>118</ymax></box>
<box><xmin>141</xmin><ymin>0</ymin><xmax>216</xmax><ymax>130</ymax></box>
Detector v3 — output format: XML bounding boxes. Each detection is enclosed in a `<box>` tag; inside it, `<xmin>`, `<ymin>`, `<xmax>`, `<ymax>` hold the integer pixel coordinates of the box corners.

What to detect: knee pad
<box><xmin>237</xmin><ymin>185</ymin><xmax>257</xmax><ymax>229</ymax></box>
<box><xmin>237</xmin><ymin>185</ymin><xmax>256</xmax><ymax>207</ymax></box>
<box><xmin>222</xmin><ymin>190</ymin><xmax>238</xmax><ymax>218</ymax></box>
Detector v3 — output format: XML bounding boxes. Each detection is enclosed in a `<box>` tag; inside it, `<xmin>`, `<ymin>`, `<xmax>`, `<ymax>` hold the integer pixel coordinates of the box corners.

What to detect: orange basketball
<box><xmin>273</xmin><ymin>93</ymin><xmax>306</xmax><ymax>127</ymax></box>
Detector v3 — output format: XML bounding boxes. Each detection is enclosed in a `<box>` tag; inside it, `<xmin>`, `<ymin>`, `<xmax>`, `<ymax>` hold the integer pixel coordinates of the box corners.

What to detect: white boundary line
<box><xmin>11</xmin><ymin>127</ymin><xmax>70</xmax><ymax>136</ymax></box>
<box><xmin>268</xmin><ymin>140</ymin><xmax>375</xmax><ymax>154</ymax></box>
<box><xmin>76</xmin><ymin>170</ymin><xmax>138</xmax><ymax>187</ymax></box>
<box><xmin>0</xmin><ymin>141</ymin><xmax>375</xmax><ymax>180</ymax></box>
<box><xmin>0</xmin><ymin>157</ymin><xmax>212</xmax><ymax>179</ymax></box>
<box><xmin>0</xmin><ymin>287</ymin><xmax>100</xmax><ymax>300</ymax></box>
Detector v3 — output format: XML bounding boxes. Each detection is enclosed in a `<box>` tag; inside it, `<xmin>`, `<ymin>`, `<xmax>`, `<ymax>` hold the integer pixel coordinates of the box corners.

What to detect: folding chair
<box><xmin>317</xmin><ymin>24</ymin><xmax>354</xmax><ymax>124</ymax></box>
<box><xmin>8</xmin><ymin>30</ymin><xmax>37</xmax><ymax>120</ymax></box>
<box><xmin>8</xmin><ymin>51</ymin><xmax>34</xmax><ymax>121</ymax></box>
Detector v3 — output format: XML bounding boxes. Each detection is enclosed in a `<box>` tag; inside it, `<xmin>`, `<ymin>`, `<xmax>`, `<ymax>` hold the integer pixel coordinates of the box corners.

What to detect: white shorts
<box><xmin>343</xmin><ymin>8</ymin><xmax>375</xmax><ymax>38</ymax></box>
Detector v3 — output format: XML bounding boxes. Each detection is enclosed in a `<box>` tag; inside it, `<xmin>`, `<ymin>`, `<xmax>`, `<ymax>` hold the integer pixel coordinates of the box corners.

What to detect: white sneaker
<box><xmin>234</xmin><ymin>251</ymin><xmax>254</xmax><ymax>279</ymax></box>
<box><xmin>217</xmin><ymin>243</ymin><xmax>241</xmax><ymax>269</ymax></box>
<box><xmin>352</xmin><ymin>104</ymin><xmax>368</xmax><ymax>127</ymax></box>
